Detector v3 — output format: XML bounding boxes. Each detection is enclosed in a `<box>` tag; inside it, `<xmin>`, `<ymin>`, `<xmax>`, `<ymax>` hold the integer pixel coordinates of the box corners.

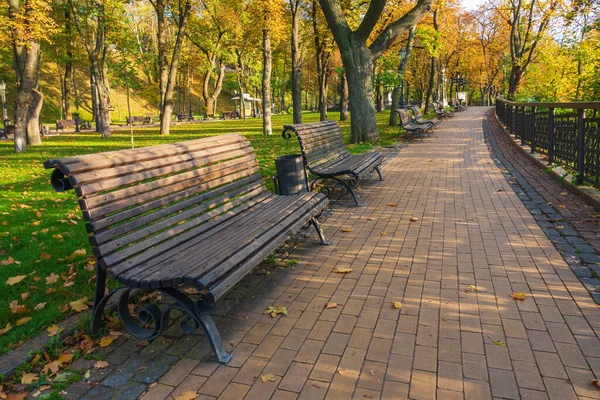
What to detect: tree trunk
<box><xmin>262</xmin><ymin>28</ymin><xmax>272</xmax><ymax>135</ymax></box>
<box><xmin>424</xmin><ymin>56</ymin><xmax>436</xmax><ymax>113</ymax></box>
<box><xmin>338</xmin><ymin>42</ymin><xmax>377</xmax><ymax>142</ymax></box>
<box><xmin>318</xmin><ymin>73</ymin><xmax>328</xmax><ymax>121</ymax></box>
<box><xmin>508</xmin><ymin>66</ymin><xmax>524</xmax><ymax>100</ymax></box>
<box><xmin>91</xmin><ymin>60</ymin><xmax>111</xmax><ymax>138</ymax></box>
<box><xmin>389</xmin><ymin>25</ymin><xmax>416</xmax><ymax>126</ymax></box>
<box><xmin>376</xmin><ymin>80</ymin><xmax>384</xmax><ymax>112</ymax></box>
<box><xmin>12</xmin><ymin>38</ymin><xmax>41</xmax><ymax>152</ymax></box>
<box><xmin>26</xmin><ymin>89</ymin><xmax>43</xmax><ymax>145</ymax></box>
<box><xmin>340</xmin><ymin>72</ymin><xmax>348</xmax><ymax>121</ymax></box>
<box><xmin>290</xmin><ymin>0</ymin><xmax>302</xmax><ymax>124</ymax></box>
<box><xmin>64</xmin><ymin>8</ymin><xmax>73</xmax><ymax>120</ymax></box>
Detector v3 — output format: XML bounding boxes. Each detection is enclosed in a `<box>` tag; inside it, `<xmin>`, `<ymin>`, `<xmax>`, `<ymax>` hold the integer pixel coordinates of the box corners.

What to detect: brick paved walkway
<box><xmin>73</xmin><ymin>107</ymin><xmax>600</xmax><ymax>400</ymax></box>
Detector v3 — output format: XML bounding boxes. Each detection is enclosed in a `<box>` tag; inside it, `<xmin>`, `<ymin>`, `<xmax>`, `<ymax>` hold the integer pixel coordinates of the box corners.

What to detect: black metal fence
<box><xmin>495</xmin><ymin>99</ymin><xmax>600</xmax><ymax>186</ymax></box>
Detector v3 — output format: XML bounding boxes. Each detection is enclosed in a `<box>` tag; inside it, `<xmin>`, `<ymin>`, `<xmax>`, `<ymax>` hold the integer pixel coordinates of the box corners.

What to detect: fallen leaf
<box><xmin>40</xmin><ymin>253</ymin><xmax>52</xmax><ymax>261</ymax></box>
<box><xmin>6</xmin><ymin>275</ymin><xmax>26</xmax><ymax>286</ymax></box>
<box><xmin>591</xmin><ymin>379</ymin><xmax>600</xmax><ymax>388</ymax></box>
<box><xmin>45</xmin><ymin>274</ymin><xmax>59</xmax><ymax>285</ymax></box>
<box><xmin>492</xmin><ymin>340</ymin><xmax>506</xmax><ymax>347</ymax></box>
<box><xmin>58</xmin><ymin>304</ymin><xmax>69</xmax><ymax>313</ymax></box>
<box><xmin>31</xmin><ymin>354</ymin><xmax>41</xmax><ymax>364</ymax></box>
<box><xmin>261</xmin><ymin>374</ymin><xmax>276</xmax><ymax>383</ymax></box>
<box><xmin>42</xmin><ymin>361</ymin><xmax>60</xmax><ymax>375</ymax></box>
<box><xmin>84</xmin><ymin>370</ymin><xmax>90</xmax><ymax>379</ymax></box>
<box><xmin>94</xmin><ymin>361</ymin><xmax>109</xmax><ymax>369</ymax></box>
<box><xmin>0</xmin><ymin>323</ymin><xmax>13</xmax><ymax>336</ymax></box>
<box><xmin>392</xmin><ymin>302</ymin><xmax>402</xmax><ymax>309</ymax></box>
<box><xmin>380</xmin><ymin>232</ymin><xmax>388</xmax><ymax>235</ymax></box>
<box><xmin>388</xmin><ymin>203</ymin><xmax>397</xmax><ymax>207</ymax></box>
<box><xmin>265</xmin><ymin>306</ymin><xmax>288</xmax><ymax>318</ymax></box>
<box><xmin>47</xmin><ymin>324</ymin><xmax>61</xmax><ymax>337</ymax></box>
<box><xmin>67</xmin><ymin>249</ymin><xmax>86</xmax><ymax>260</ymax></box>
<box><xmin>0</xmin><ymin>256</ymin><xmax>14</xmax><ymax>266</ymax></box>
<box><xmin>57</xmin><ymin>353</ymin><xmax>74</xmax><ymax>365</ymax></box>
<box><xmin>332</xmin><ymin>267</ymin><xmax>353</xmax><ymax>274</ymax></box>
<box><xmin>136</xmin><ymin>340</ymin><xmax>150</xmax><ymax>347</ymax></box>
<box><xmin>34</xmin><ymin>302</ymin><xmax>46</xmax><ymax>311</ymax></box>
<box><xmin>465</xmin><ymin>285</ymin><xmax>479</xmax><ymax>294</ymax></box>
<box><xmin>369</xmin><ymin>369</ymin><xmax>375</xmax><ymax>376</ymax></box>
<box><xmin>340</xmin><ymin>228</ymin><xmax>353</xmax><ymax>232</ymax></box>
<box><xmin>16</xmin><ymin>317</ymin><xmax>31</xmax><ymax>326</ymax></box>
<box><xmin>45</xmin><ymin>288</ymin><xmax>56</xmax><ymax>295</ymax></box>
<box><xmin>325</xmin><ymin>302</ymin><xmax>338</xmax><ymax>309</ymax></box>
<box><xmin>410</xmin><ymin>217</ymin><xmax>419</xmax><ymax>222</ymax></box>
<box><xmin>509</xmin><ymin>292</ymin><xmax>526</xmax><ymax>300</ymax></box>
<box><xmin>69</xmin><ymin>297</ymin><xmax>89</xmax><ymax>312</ymax></box>
<box><xmin>99</xmin><ymin>337</ymin><xmax>113</xmax><ymax>347</ymax></box>
<box><xmin>21</xmin><ymin>292</ymin><xmax>30</xmax><ymax>300</ymax></box>
<box><xmin>312</xmin><ymin>381</ymin><xmax>323</xmax><ymax>388</ymax></box>
<box><xmin>174</xmin><ymin>391</ymin><xmax>198</xmax><ymax>400</ymax></box>
<box><xmin>20</xmin><ymin>373</ymin><xmax>38</xmax><ymax>385</ymax></box>
<box><xmin>9</xmin><ymin>300</ymin><xmax>29</xmax><ymax>314</ymax></box>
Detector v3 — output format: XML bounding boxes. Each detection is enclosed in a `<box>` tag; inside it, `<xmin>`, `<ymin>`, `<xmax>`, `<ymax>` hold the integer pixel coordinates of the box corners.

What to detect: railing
<box><xmin>495</xmin><ymin>99</ymin><xmax>600</xmax><ymax>186</ymax></box>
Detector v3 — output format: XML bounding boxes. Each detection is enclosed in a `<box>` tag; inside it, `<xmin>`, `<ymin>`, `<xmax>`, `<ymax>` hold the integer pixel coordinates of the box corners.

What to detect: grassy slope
<box><xmin>0</xmin><ymin>111</ymin><xmax>402</xmax><ymax>353</ymax></box>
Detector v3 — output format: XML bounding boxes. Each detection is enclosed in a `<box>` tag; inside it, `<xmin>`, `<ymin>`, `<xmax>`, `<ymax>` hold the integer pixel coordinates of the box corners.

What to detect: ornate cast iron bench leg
<box><xmin>311</xmin><ymin>176</ymin><xmax>362</xmax><ymax>207</ymax></box>
<box><xmin>374</xmin><ymin>166</ymin><xmax>383</xmax><ymax>181</ymax></box>
<box><xmin>310</xmin><ymin>217</ymin><xmax>331</xmax><ymax>245</ymax></box>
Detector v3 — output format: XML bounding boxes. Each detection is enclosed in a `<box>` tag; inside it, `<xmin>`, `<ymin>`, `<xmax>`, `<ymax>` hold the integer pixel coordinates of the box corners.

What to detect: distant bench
<box><xmin>283</xmin><ymin>120</ymin><xmax>383</xmax><ymax>206</ymax></box>
<box><xmin>126</xmin><ymin>115</ymin><xmax>152</xmax><ymax>125</ymax></box>
<box><xmin>56</xmin><ymin>119</ymin><xmax>91</xmax><ymax>132</ymax></box>
<box><xmin>43</xmin><ymin>134</ymin><xmax>330</xmax><ymax>364</ymax></box>
<box><xmin>176</xmin><ymin>114</ymin><xmax>194</xmax><ymax>122</ymax></box>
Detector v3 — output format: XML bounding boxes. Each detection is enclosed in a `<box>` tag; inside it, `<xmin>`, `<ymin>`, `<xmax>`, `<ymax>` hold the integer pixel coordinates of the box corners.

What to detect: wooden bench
<box><xmin>396</xmin><ymin>109</ymin><xmax>430</xmax><ymax>141</ymax></box>
<box><xmin>176</xmin><ymin>114</ymin><xmax>194</xmax><ymax>122</ymax></box>
<box><xmin>282</xmin><ymin>120</ymin><xmax>383</xmax><ymax>207</ymax></box>
<box><xmin>126</xmin><ymin>115</ymin><xmax>152</xmax><ymax>125</ymax></box>
<box><xmin>408</xmin><ymin>105</ymin><xmax>441</xmax><ymax>127</ymax></box>
<box><xmin>43</xmin><ymin>134</ymin><xmax>330</xmax><ymax>363</ymax></box>
<box><xmin>433</xmin><ymin>102</ymin><xmax>454</xmax><ymax>118</ymax></box>
<box><xmin>56</xmin><ymin>119</ymin><xmax>92</xmax><ymax>131</ymax></box>
<box><xmin>221</xmin><ymin>111</ymin><xmax>238</xmax><ymax>120</ymax></box>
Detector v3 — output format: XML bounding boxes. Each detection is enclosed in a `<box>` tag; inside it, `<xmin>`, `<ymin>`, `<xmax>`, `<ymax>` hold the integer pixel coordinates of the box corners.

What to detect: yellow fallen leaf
<box><xmin>94</xmin><ymin>360</ymin><xmax>109</xmax><ymax>369</ymax></box>
<box><xmin>410</xmin><ymin>217</ymin><xmax>419</xmax><ymax>222</ymax></box>
<box><xmin>9</xmin><ymin>300</ymin><xmax>29</xmax><ymax>314</ymax></box>
<box><xmin>264</xmin><ymin>306</ymin><xmax>287</xmax><ymax>318</ymax></box>
<box><xmin>52</xmin><ymin>234</ymin><xmax>63</xmax><ymax>240</ymax></box>
<box><xmin>492</xmin><ymin>340</ymin><xmax>506</xmax><ymax>347</ymax></box>
<box><xmin>510</xmin><ymin>292</ymin><xmax>526</xmax><ymax>300</ymax></box>
<box><xmin>0</xmin><ymin>322</ymin><xmax>13</xmax><ymax>336</ymax></box>
<box><xmin>380</xmin><ymin>232</ymin><xmax>388</xmax><ymax>235</ymax></box>
<box><xmin>40</xmin><ymin>253</ymin><xmax>52</xmax><ymax>261</ymax></box>
<box><xmin>45</xmin><ymin>288</ymin><xmax>56</xmax><ymax>295</ymax></box>
<box><xmin>47</xmin><ymin>324</ymin><xmax>61</xmax><ymax>337</ymax></box>
<box><xmin>6</xmin><ymin>275</ymin><xmax>26</xmax><ymax>286</ymax></box>
<box><xmin>31</xmin><ymin>354</ymin><xmax>41</xmax><ymax>364</ymax></box>
<box><xmin>21</xmin><ymin>373</ymin><xmax>39</xmax><ymax>385</ymax></box>
<box><xmin>465</xmin><ymin>285</ymin><xmax>479</xmax><ymax>293</ymax></box>
<box><xmin>34</xmin><ymin>302</ymin><xmax>47</xmax><ymax>311</ymax></box>
<box><xmin>16</xmin><ymin>317</ymin><xmax>31</xmax><ymax>326</ymax></box>
<box><xmin>42</xmin><ymin>361</ymin><xmax>60</xmax><ymax>375</ymax></box>
<box><xmin>99</xmin><ymin>337</ymin><xmax>114</xmax><ymax>347</ymax></box>
<box><xmin>21</xmin><ymin>292</ymin><xmax>30</xmax><ymax>300</ymax></box>
<box><xmin>332</xmin><ymin>267</ymin><xmax>353</xmax><ymax>274</ymax></box>
<box><xmin>388</xmin><ymin>203</ymin><xmax>397</xmax><ymax>207</ymax></box>
<box><xmin>340</xmin><ymin>228</ymin><xmax>353</xmax><ymax>232</ymax></box>
<box><xmin>67</xmin><ymin>249</ymin><xmax>86</xmax><ymax>260</ymax></box>
<box><xmin>392</xmin><ymin>302</ymin><xmax>402</xmax><ymax>309</ymax></box>
<box><xmin>174</xmin><ymin>391</ymin><xmax>198</xmax><ymax>400</ymax></box>
<box><xmin>69</xmin><ymin>297</ymin><xmax>89</xmax><ymax>312</ymax></box>
<box><xmin>57</xmin><ymin>353</ymin><xmax>74</xmax><ymax>365</ymax></box>
<box><xmin>367</xmin><ymin>217</ymin><xmax>375</xmax><ymax>221</ymax></box>
<box><xmin>325</xmin><ymin>302</ymin><xmax>338</xmax><ymax>309</ymax></box>
<box><xmin>261</xmin><ymin>374</ymin><xmax>276</xmax><ymax>383</ymax></box>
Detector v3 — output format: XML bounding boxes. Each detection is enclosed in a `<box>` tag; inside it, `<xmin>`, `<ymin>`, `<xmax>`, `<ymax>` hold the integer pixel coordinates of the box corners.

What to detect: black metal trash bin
<box><xmin>274</xmin><ymin>154</ymin><xmax>307</xmax><ymax>195</ymax></box>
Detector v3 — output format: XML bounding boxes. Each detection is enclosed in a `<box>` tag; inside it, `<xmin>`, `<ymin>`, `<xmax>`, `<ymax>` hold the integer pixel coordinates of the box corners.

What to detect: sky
<box><xmin>461</xmin><ymin>0</ymin><xmax>484</xmax><ymax>10</ymax></box>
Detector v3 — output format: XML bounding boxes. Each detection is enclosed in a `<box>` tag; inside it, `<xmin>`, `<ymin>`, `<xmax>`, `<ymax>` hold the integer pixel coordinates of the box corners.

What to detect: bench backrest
<box><xmin>397</xmin><ymin>109</ymin><xmax>415</xmax><ymax>126</ymax></box>
<box><xmin>44</xmin><ymin>134</ymin><xmax>267</xmax><ymax>274</ymax></box>
<box><xmin>282</xmin><ymin>120</ymin><xmax>350</xmax><ymax>171</ymax></box>
<box><xmin>57</xmin><ymin>120</ymin><xmax>76</xmax><ymax>128</ymax></box>
<box><xmin>408</xmin><ymin>106</ymin><xmax>424</xmax><ymax>119</ymax></box>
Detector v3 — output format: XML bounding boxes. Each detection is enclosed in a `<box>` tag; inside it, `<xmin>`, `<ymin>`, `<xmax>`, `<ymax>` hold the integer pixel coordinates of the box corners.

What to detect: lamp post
<box><xmin>0</xmin><ymin>81</ymin><xmax>8</xmax><ymax>139</ymax></box>
<box><xmin>399</xmin><ymin>47</ymin><xmax>408</xmax><ymax>107</ymax></box>
<box><xmin>441</xmin><ymin>67</ymin><xmax>447</xmax><ymax>106</ymax></box>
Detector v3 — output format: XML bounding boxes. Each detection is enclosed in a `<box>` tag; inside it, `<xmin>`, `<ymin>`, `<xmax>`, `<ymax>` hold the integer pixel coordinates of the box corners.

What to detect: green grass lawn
<box><xmin>0</xmin><ymin>110</ymin><xmax>402</xmax><ymax>353</ymax></box>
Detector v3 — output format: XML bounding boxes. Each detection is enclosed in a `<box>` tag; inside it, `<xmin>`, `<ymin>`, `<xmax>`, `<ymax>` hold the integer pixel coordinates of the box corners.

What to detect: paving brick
<box><xmin>233</xmin><ymin>356</ymin><xmax>267</xmax><ymax>385</ymax></box>
<box><xmin>543</xmin><ymin>377</ymin><xmax>578</xmax><ymax>400</ymax></box>
<box><xmin>279</xmin><ymin>362</ymin><xmax>313</xmax><ymax>393</ymax></box>
<box><xmin>408</xmin><ymin>369</ymin><xmax>437</xmax><ymax>400</ymax></box>
<box><xmin>382</xmin><ymin>380</ymin><xmax>409</xmax><ymax>399</ymax></box>
<box><xmin>385</xmin><ymin>354</ymin><xmax>412</xmax><ymax>383</ymax></box>
<box><xmin>294</xmin><ymin>339</ymin><xmax>324</xmax><ymax>364</ymax></box>
<box><xmin>489</xmin><ymin>368</ymin><xmax>519</xmax><ymax>399</ymax></box>
<box><xmin>357</xmin><ymin>360</ymin><xmax>387</xmax><ymax>391</ymax></box>
<box><xmin>139</xmin><ymin>383</ymin><xmax>173</xmax><ymax>400</ymax></box>
<box><xmin>513</xmin><ymin>360</ymin><xmax>545</xmax><ymax>391</ymax></box>
<box><xmin>534</xmin><ymin>351</ymin><xmax>568</xmax><ymax>379</ymax></box>
<box><xmin>322</xmin><ymin>332</ymin><xmax>350</xmax><ymax>356</ymax></box>
<box><xmin>464</xmin><ymin>378</ymin><xmax>492</xmax><ymax>400</ymax></box>
<box><xmin>309</xmin><ymin>353</ymin><xmax>340</xmax><ymax>382</ymax></box>
<box><xmin>437</xmin><ymin>361</ymin><xmax>462</xmax><ymax>392</ymax></box>
<box><xmin>198</xmin><ymin>365</ymin><xmax>238</xmax><ymax>396</ymax></box>
<box><xmin>263</xmin><ymin>348</ymin><xmax>297</xmax><ymax>376</ymax></box>
<box><xmin>461</xmin><ymin>331</ymin><xmax>485</xmax><ymax>354</ymax></box>
<box><xmin>463</xmin><ymin>352</ymin><xmax>488</xmax><ymax>381</ymax></box>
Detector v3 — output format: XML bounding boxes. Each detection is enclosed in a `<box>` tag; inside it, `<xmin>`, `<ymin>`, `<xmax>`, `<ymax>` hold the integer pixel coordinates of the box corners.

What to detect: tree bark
<box><xmin>26</xmin><ymin>89</ymin><xmax>43</xmax><ymax>145</ymax></box>
<box><xmin>290</xmin><ymin>0</ymin><xmax>302</xmax><ymax>124</ymax></box>
<box><xmin>262</xmin><ymin>28</ymin><xmax>272</xmax><ymax>135</ymax></box>
<box><xmin>318</xmin><ymin>0</ymin><xmax>433</xmax><ymax>142</ymax></box>
<box><xmin>64</xmin><ymin>8</ymin><xmax>73</xmax><ymax>120</ymax></box>
<box><xmin>376</xmin><ymin>80</ymin><xmax>384</xmax><ymax>112</ymax></box>
<box><xmin>508</xmin><ymin>66</ymin><xmax>525</xmax><ymax>100</ymax></box>
<box><xmin>340</xmin><ymin>72</ymin><xmax>348</xmax><ymax>121</ymax></box>
<box><xmin>424</xmin><ymin>56</ymin><xmax>436</xmax><ymax>113</ymax></box>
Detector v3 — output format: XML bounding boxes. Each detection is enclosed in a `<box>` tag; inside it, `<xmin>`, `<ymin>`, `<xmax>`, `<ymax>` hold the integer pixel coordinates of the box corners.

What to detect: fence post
<box><xmin>548</xmin><ymin>108</ymin><xmax>555</xmax><ymax>165</ymax></box>
<box><xmin>576</xmin><ymin>108</ymin><xmax>585</xmax><ymax>183</ymax></box>
<box><xmin>531</xmin><ymin>107</ymin><xmax>536</xmax><ymax>153</ymax></box>
<box><xmin>511</xmin><ymin>105</ymin><xmax>517</xmax><ymax>137</ymax></box>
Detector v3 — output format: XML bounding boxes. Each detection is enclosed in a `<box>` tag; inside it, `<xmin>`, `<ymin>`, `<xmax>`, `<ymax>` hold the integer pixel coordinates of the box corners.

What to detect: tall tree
<box><xmin>318</xmin><ymin>0</ymin><xmax>434</xmax><ymax>143</ymax></box>
<box><xmin>388</xmin><ymin>25</ymin><xmax>416</xmax><ymax>126</ymax></box>
<box><xmin>503</xmin><ymin>0</ymin><xmax>557</xmax><ymax>98</ymax></box>
<box><xmin>70</xmin><ymin>0</ymin><xmax>120</xmax><ymax>138</ymax></box>
<box><xmin>289</xmin><ymin>0</ymin><xmax>302</xmax><ymax>124</ymax></box>
<box><xmin>6</xmin><ymin>0</ymin><xmax>55</xmax><ymax>152</ymax></box>
<box><xmin>150</xmin><ymin>0</ymin><xmax>193</xmax><ymax>135</ymax></box>
<box><xmin>312</xmin><ymin>0</ymin><xmax>334</xmax><ymax>121</ymax></box>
